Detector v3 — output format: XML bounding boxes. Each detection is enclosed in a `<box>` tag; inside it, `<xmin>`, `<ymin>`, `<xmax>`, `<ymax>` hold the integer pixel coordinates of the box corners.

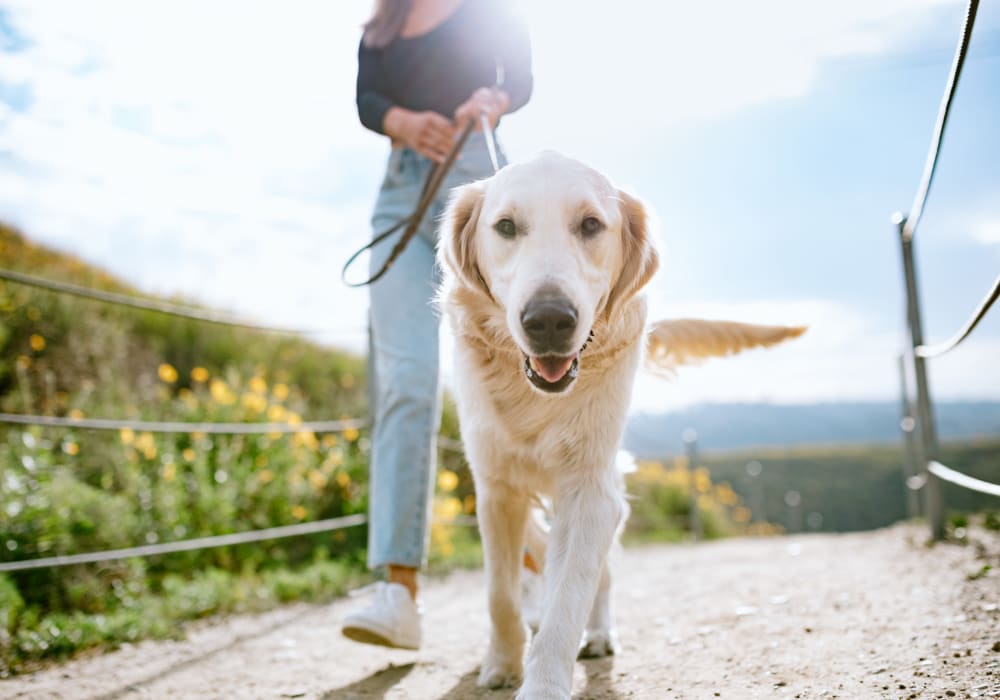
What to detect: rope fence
<box><xmin>0</xmin><ymin>254</ymin><xmax>470</xmax><ymax>571</ymax></box>
<box><xmin>893</xmin><ymin>0</ymin><xmax>998</xmax><ymax>541</ymax></box>
<box><xmin>928</xmin><ymin>461</ymin><xmax>1000</xmax><ymax>498</ymax></box>
<box><xmin>0</xmin><ymin>514</ymin><xmax>367</xmax><ymax>573</ymax></box>
<box><xmin>0</xmin><ymin>412</ymin><xmax>367</xmax><ymax>435</ymax></box>
<box><xmin>899</xmin><ymin>0</ymin><xmax>979</xmax><ymax>243</ymax></box>
<box><xmin>0</xmin><ymin>267</ymin><xmax>365</xmax><ymax>337</ymax></box>
<box><xmin>915</xmin><ymin>273</ymin><xmax>1000</xmax><ymax>359</ymax></box>
<box><xmin>0</xmin><ymin>512</ymin><xmax>480</xmax><ymax>573</ymax></box>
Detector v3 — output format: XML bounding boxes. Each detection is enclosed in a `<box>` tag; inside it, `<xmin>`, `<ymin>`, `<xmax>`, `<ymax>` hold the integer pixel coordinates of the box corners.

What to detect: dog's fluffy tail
<box><xmin>645</xmin><ymin>319</ymin><xmax>806</xmax><ymax>376</ymax></box>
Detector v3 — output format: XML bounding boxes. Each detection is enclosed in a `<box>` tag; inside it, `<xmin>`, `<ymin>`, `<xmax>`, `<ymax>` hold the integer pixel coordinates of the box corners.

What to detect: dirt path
<box><xmin>3</xmin><ymin>525</ymin><xmax>999</xmax><ymax>700</ymax></box>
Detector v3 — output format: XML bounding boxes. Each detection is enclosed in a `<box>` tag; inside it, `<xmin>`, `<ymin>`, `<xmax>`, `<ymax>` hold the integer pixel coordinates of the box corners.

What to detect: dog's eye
<box><xmin>494</xmin><ymin>218</ymin><xmax>517</xmax><ymax>239</ymax></box>
<box><xmin>580</xmin><ymin>216</ymin><xmax>605</xmax><ymax>238</ymax></box>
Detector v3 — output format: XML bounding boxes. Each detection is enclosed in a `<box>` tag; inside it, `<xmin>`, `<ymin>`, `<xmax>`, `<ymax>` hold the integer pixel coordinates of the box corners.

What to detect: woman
<box><xmin>342</xmin><ymin>0</ymin><xmax>532</xmax><ymax>649</ymax></box>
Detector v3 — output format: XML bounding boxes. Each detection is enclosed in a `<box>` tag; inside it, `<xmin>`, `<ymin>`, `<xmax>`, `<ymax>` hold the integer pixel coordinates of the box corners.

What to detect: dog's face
<box><xmin>441</xmin><ymin>151</ymin><xmax>659</xmax><ymax>395</ymax></box>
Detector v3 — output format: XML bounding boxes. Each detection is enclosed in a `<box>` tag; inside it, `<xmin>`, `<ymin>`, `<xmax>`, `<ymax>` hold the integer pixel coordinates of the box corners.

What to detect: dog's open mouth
<box><xmin>524</xmin><ymin>353</ymin><xmax>579</xmax><ymax>393</ymax></box>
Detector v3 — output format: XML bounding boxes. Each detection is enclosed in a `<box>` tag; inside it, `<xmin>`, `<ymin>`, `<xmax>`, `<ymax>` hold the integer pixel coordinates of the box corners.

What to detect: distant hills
<box><xmin>624</xmin><ymin>401</ymin><xmax>1000</xmax><ymax>456</ymax></box>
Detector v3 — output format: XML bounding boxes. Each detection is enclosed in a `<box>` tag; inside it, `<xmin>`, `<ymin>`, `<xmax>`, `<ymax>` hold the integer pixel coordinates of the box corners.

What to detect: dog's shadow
<box><xmin>577</xmin><ymin>655</ymin><xmax>627</xmax><ymax>700</ymax></box>
<box><xmin>320</xmin><ymin>656</ymin><xmax>625</xmax><ymax>699</ymax></box>
<box><xmin>320</xmin><ymin>662</ymin><xmax>417</xmax><ymax>699</ymax></box>
<box><xmin>435</xmin><ymin>656</ymin><xmax>626</xmax><ymax>700</ymax></box>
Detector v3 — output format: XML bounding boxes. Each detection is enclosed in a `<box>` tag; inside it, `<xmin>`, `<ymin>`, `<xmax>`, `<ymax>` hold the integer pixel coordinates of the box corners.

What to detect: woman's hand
<box><xmin>383</xmin><ymin>107</ymin><xmax>457</xmax><ymax>163</ymax></box>
<box><xmin>454</xmin><ymin>87</ymin><xmax>510</xmax><ymax>132</ymax></box>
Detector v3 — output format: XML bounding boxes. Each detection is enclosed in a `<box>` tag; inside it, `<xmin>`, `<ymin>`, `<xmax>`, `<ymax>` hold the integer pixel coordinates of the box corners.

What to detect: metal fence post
<box><xmin>746</xmin><ymin>460</ymin><xmax>764</xmax><ymax>523</ymax></box>
<box><xmin>682</xmin><ymin>429</ymin><xmax>704</xmax><ymax>540</ymax></box>
<box><xmin>897</xmin><ymin>354</ymin><xmax>922</xmax><ymax>519</ymax></box>
<box><xmin>895</xmin><ymin>214</ymin><xmax>944</xmax><ymax>539</ymax></box>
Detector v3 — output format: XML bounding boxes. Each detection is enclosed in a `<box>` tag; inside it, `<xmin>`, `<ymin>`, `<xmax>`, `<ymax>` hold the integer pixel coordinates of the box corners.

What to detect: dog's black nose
<box><xmin>521</xmin><ymin>296</ymin><xmax>578</xmax><ymax>353</ymax></box>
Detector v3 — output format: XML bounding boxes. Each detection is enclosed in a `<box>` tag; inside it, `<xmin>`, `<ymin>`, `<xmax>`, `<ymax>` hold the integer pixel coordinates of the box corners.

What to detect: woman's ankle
<box><xmin>387</xmin><ymin>564</ymin><xmax>419</xmax><ymax>600</ymax></box>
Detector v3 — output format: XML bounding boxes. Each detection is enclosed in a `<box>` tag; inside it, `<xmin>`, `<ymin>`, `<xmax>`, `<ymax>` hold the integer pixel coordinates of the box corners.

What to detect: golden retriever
<box><xmin>437</xmin><ymin>151</ymin><xmax>803</xmax><ymax>699</ymax></box>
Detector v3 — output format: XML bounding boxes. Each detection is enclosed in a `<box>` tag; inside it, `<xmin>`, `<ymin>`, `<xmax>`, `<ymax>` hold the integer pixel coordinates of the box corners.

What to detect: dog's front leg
<box><xmin>518</xmin><ymin>473</ymin><xmax>623</xmax><ymax>700</ymax></box>
<box><xmin>578</xmin><ymin>559</ymin><xmax>618</xmax><ymax>658</ymax></box>
<box><xmin>476</xmin><ymin>480</ymin><xmax>530</xmax><ymax>689</ymax></box>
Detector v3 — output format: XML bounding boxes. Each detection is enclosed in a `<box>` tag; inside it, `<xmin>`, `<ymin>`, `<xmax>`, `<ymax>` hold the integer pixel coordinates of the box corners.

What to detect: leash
<box><xmin>342</xmin><ymin>111</ymin><xmax>502</xmax><ymax>288</ymax></box>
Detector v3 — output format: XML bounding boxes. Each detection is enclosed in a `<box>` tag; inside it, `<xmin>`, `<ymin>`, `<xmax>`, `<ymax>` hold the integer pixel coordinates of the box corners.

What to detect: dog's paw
<box><xmin>578</xmin><ymin>629</ymin><xmax>619</xmax><ymax>659</ymax></box>
<box><xmin>477</xmin><ymin>658</ymin><xmax>522</xmax><ymax>689</ymax></box>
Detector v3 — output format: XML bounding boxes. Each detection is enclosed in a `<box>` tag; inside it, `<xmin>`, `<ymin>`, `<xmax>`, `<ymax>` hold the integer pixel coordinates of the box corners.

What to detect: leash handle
<box><xmin>341</xmin><ymin>120</ymin><xmax>475</xmax><ymax>288</ymax></box>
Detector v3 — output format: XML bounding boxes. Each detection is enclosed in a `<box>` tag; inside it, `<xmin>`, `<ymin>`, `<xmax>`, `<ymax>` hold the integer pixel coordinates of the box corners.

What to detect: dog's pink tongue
<box><xmin>532</xmin><ymin>356</ymin><xmax>574</xmax><ymax>383</ymax></box>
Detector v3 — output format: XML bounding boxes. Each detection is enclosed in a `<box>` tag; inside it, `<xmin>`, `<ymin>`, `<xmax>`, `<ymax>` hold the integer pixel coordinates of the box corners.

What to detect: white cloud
<box><xmin>972</xmin><ymin>217</ymin><xmax>1000</xmax><ymax>245</ymax></box>
<box><xmin>504</xmin><ymin>0</ymin><xmax>960</xmax><ymax>165</ymax></box>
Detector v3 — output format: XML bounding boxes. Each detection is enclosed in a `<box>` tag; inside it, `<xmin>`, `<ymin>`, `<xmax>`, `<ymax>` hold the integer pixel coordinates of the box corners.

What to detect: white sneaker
<box><xmin>341</xmin><ymin>582</ymin><xmax>422</xmax><ymax>650</ymax></box>
<box><xmin>521</xmin><ymin>567</ymin><xmax>544</xmax><ymax>633</ymax></box>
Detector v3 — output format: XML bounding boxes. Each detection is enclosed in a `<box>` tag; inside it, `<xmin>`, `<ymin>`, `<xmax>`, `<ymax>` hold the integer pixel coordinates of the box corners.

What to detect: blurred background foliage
<box><xmin>0</xmin><ymin>223</ymin><xmax>995</xmax><ymax>674</ymax></box>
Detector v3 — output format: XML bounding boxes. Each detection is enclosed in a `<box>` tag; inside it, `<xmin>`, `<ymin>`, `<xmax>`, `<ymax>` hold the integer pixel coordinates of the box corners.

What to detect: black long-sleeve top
<box><xmin>356</xmin><ymin>0</ymin><xmax>532</xmax><ymax>135</ymax></box>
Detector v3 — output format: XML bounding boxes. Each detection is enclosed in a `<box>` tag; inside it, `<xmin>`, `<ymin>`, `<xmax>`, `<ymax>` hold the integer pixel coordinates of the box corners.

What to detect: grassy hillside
<box><xmin>0</xmin><ymin>223</ymin><xmax>477</xmax><ymax>672</ymax></box>
<box><xmin>696</xmin><ymin>440</ymin><xmax>1000</xmax><ymax>532</ymax></box>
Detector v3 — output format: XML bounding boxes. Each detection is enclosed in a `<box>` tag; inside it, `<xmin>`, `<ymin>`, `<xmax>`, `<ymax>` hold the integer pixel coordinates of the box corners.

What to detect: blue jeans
<box><xmin>366</xmin><ymin>132</ymin><xmax>506</xmax><ymax>570</ymax></box>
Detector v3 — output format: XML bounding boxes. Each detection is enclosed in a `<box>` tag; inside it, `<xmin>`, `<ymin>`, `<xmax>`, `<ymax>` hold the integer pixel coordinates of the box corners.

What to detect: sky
<box><xmin>0</xmin><ymin>0</ymin><xmax>998</xmax><ymax>413</ymax></box>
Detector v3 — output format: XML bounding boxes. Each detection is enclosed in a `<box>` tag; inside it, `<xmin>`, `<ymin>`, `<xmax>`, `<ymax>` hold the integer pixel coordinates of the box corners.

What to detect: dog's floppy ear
<box><xmin>605</xmin><ymin>189</ymin><xmax>660</xmax><ymax>319</ymax></box>
<box><xmin>441</xmin><ymin>179</ymin><xmax>492</xmax><ymax>298</ymax></box>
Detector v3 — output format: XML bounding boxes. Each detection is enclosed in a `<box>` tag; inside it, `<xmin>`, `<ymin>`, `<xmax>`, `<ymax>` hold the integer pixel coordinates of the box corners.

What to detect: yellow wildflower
<box><xmin>286</xmin><ymin>412</ymin><xmax>302</xmax><ymax>427</ymax></box>
<box><xmin>343</xmin><ymin>427</ymin><xmax>360</xmax><ymax>443</ymax></box>
<box><xmin>210</xmin><ymin>378</ymin><xmax>235</xmax><ymax>405</ymax></box>
<box><xmin>258</xmin><ymin>469</ymin><xmax>275</xmax><ymax>484</ymax></box>
<box><xmin>68</xmin><ymin>408</ymin><xmax>85</xmax><ymax>420</ymax></box>
<box><xmin>62</xmin><ymin>441</ymin><xmax>79</xmax><ymax>456</ymax></box>
<box><xmin>336</xmin><ymin>472</ymin><xmax>350</xmax><ymax>488</ymax></box>
<box><xmin>249</xmin><ymin>376</ymin><xmax>267</xmax><ymax>395</ymax></box>
<box><xmin>182</xmin><ymin>447</ymin><xmax>196</xmax><ymax>462</ymax></box>
<box><xmin>291</xmin><ymin>505</ymin><xmax>307</xmax><ymax>520</ymax></box>
<box><xmin>241</xmin><ymin>392</ymin><xmax>266</xmax><ymax>413</ymax></box>
<box><xmin>431</xmin><ymin>523</ymin><xmax>454</xmax><ymax>557</ymax></box>
<box><xmin>308</xmin><ymin>469</ymin><xmax>327</xmax><ymax>491</ymax></box>
<box><xmin>191</xmin><ymin>366</ymin><xmax>209</xmax><ymax>383</ymax></box>
<box><xmin>29</xmin><ymin>334</ymin><xmax>45</xmax><ymax>352</ymax></box>
<box><xmin>135</xmin><ymin>431</ymin><xmax>154</xmax><ymax>451</ymax></box>
<box><xmin>158</xmin><ymin>363</ymin><xmax>178</xmax><ymax>383</ymax></box>
<box><xmin>322</xmin><ymin>434</ymin><xmax>338</xmax><ymax>448</ymax></box>
<box><xmin>694</xmin><ymin>468</ymin><xmax>712</xmax><ymax>494</ymax></box>
<box><xmin>119</xmin><ymin>427</ymin><xmax>135</xmax><ymax>445</ymax></box>
<box><xmin>162</xmin><ymin>462</ymin><xmax>177</xmax><ymax>483</ymax></box>
<box><xmin>293</xmin><ymin>430</ymin><xmax>318</xmax><ymax>450</ymax></box>
<box><xmin>437</xmin><ymin>469</ymin><xmax>459</xmax><ymax>492</ymax></box>
<box><xmin>272</xmin><ymin>383</ymin><xmax>289</xmax><ymax>401</ymax></box>
<box><xmin>435</xmin><ymin>496</ymin><xmax>463</xmax><ymax>521</ymax></box>
<box><xmin>715</xmin><ymin>483</ymin><xmax>739</xmax><ymax>506</ymax></box>
<box><xmin>267</xmin><ymin>404</ymin><xmax>287</xmax><ymax>422</ymax></box>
